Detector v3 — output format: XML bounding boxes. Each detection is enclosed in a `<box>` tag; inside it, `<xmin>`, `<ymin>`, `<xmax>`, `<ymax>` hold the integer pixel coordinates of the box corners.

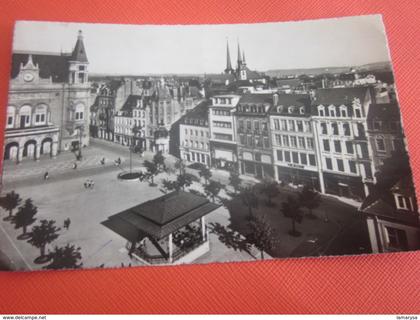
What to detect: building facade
<box><xmin>179</xmin><ymin>101</ymin><xmax>211</xmax><ymax>166</ymax></box>
<box><xmin>269</xmin><ymin>93</ymin><xmax>320</xmax><ymax>189</ymax></box>
<box><xmin>208</xmin><ymin>94</ymin><xmax>241</xmax><ymax>170</ymax></box>
<box><xmin>312</xmin><ymin>87</ymin><xmax>376</xmax><ymax>199</ymax></box>
<box><xmin>235</xmin><ymin>94</ymin><xmax>274</xmax><ymax>179</ymax></box>
<box><xmin>4</xmin><ymin>30</ymin><xmax>90</xmax><ymax>163</ymax></box>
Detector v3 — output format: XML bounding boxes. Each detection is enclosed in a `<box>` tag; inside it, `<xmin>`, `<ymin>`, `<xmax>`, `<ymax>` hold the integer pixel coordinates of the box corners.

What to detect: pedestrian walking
<box><xmin>100</xmin><ymin>157</ymin><xmax>105</xmax><ymax>165</ymax></box>
<box><xmin>43</xmin><ymin>171</ymin><xmax>49</xmax><ymax>180</ymax></box>
<box><xmin>63</xmin><ymin>218</ymin><xmax>71</xmax><ymax>230</ymax></box>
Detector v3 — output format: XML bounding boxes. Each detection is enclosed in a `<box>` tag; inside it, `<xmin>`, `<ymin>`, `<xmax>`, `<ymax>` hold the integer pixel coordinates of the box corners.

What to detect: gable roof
<box><xmin>269</xmin><ymin>94</ymin><xmax>312</xmax><ymax>115</ymax></box>
<box><xmin>238</xmin><ymin>93</ymin><xmax>273</xmax><ymax>105</ymax></box>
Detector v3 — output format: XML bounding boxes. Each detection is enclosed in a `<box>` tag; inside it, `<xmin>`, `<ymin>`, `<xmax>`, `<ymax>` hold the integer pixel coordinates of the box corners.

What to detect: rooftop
<box><xmin>314</xmin><ymin>86</ymin><xmax>371</xmax><ymax>106</ymax></box>
<box><xmin>102</xmin><ymin>191</ymin><xmax>221</xmax><ymax>240</ymax></box>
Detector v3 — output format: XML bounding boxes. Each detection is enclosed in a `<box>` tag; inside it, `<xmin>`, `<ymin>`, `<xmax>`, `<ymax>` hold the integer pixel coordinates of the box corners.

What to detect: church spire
<box><xmin>71</xmin><ymin>30</ymin><xmax>88</xmax><ymax>63</ymax></box>
<box><xmin>237</xmin><ymin>41</ymin><xmax>242</xmax><ymax>67</ymax></box>
<box><xmin>224</xmin><ymin>40</ymin><xmax>233</xmax><ymax>74</ymax></box>
<box><xmin>242</xmin><ymin>50</ymin><xmax>246</xmax><ymax>64</ymax></box>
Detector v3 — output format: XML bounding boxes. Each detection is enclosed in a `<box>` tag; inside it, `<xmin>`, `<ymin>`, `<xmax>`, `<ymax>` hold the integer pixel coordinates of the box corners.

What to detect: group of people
<box><xmin>84</xmin><ymin>179</ymin><xmax>95</xmax><ymax>189</ymax></box>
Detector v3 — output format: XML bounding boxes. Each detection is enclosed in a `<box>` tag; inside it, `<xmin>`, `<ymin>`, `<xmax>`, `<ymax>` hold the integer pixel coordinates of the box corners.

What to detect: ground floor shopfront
<box><xmin>275</xmin><ymin>165</ymin><xmax>321</xmax><ymax>191</ymax></box>
<box><xmin>323</xmin><ymin>171</ymin><xmax>366</xmax><ymax>200</ymax></box>
<box><xmin>210</xmin><ymin>141</ymin><xmax>238</xmax><ymax>171</ymax></box>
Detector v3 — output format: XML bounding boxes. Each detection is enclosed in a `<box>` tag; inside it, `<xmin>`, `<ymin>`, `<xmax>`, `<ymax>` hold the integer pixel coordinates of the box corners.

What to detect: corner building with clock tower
<box><xmin>4</xmin><ymin>30</ymin><xmax>90</xmax><ymax>163</ymax></box>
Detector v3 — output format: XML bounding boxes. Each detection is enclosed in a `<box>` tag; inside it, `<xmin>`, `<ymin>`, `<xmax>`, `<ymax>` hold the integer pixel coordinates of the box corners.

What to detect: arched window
<box><xmin>6</xmin><ymin>106</ymin><xmax>16</xmax><ymax>129</ymax></box>
<box><xmin>299</xmin><ymin>106</ymin><xmax>305</xmax><ymax>115</ymax></box>
<box><xmin>19</xmin><ymin>105</ymin><xmax>32</xmax><ymax>128</ymax></box>
<box><xmin>34</xmin><ymin>104</ymin><xmax>48</xmax><ymax>126</ymax></box>
<box><xmin>75</xmin><ymin>103</ymin><xmax>85</xmax><ymax>121</ymax></box>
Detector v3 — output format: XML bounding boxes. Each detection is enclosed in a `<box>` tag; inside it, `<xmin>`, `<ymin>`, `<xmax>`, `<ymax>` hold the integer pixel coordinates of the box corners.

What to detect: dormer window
<box><xmin>299</xmin><ymin>106</ymin><xmax>305</xmax><ymax>115</ymax></box>
<box><xmin>394</xmin><ymin>193</ymin><xmax>414</xmax><ymax>211</ymax></box>
<box><xmin>318</xmin><ymin>106</ymin><xmax>325</xmax><ymax>117</ymax></box>
<box><xmin>340</xmin><ymin>105</ymin><xmax>348</xmax><ymax>117</ymax></box>
<box><xmin>329</xmin><ymin>105</ymin><xmax>336</xmax><ymax>117</ymax></box>
<box><xmin>277</xmin><ymin>105</ymin><xmax>283</xmax><ymax>113</ymax></box>
<box><xmin>288</xmin><ymin>106</ymin><xmax>294</xmax><ymax>114</ymax></box>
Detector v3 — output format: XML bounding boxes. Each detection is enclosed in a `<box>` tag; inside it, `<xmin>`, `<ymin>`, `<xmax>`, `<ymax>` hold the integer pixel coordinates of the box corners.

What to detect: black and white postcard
<box><xmin>1</xmin><ymin>15</ymin><xmax>418</xmax><ymax>271</ymax></box>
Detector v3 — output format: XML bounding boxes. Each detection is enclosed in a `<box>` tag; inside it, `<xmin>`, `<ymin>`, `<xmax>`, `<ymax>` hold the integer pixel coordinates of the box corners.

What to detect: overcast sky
<box><xmin>13</xmin><ymin>15</ymin><xmax>391</xmax><ymax>75</ymax></box>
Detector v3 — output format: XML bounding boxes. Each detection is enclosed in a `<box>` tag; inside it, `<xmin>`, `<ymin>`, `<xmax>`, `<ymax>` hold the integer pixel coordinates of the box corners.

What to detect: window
<box><xmin>325</xmin><ymin>158</ymin><xmax>333</xmax><ymax>170</ymax></box>
<box><xmin>6</xmin><ymin>106</ymin><xmax>15</xmax><ymax>129</ymax></box>
<box><xmin>331</xmin><ymin>122</ymin><xmax>339</xmax><ymax>135</ymax></box>
<box><xmin>323</xmin><ymin>139</ymin><xmax>330</xmax><ymax>152</ymax></box>
<box><xmin>288</xmin><ymin>120</ymin><xmax>295</xmax><ymax>131</ymax></box>
<box><xmin>320</xmin><ymin>122</ymin><xmax>328</xmax><ymax>134</ymax></box>
<box><xmin>340</xmin><ymin>107</ymin><xmax>347</xmax><ymax>117</ymax></box>
<box><xmin>277</xmin><ymin>150</ymin><xmax>283</xmax><ymax>161</ymax></box>
<box><xmin>329</xmin><ymin>106</ymin><xmax>336</xmax><ymax>117</ymax></box>
<box><xmin>7</xmin><ymin>116</ymin><xmax>13</xmax><ymax>126</ymax></box>
<box><xmin>307</xmin><ymin>138</ymin><xmax>314</xmax><ymax>150</ymax></box>
<box><xmin>282</xmin><ymin>135</ymin><xmax>289</xmax><ymax>147</ymax></box>
<box><xmin>343</xmin><ymin>123</ymin><xmax>350</xmax><ymax>136</ymax></box>
<box><xmin>284</xmin><ymin>151</ymin><xmax>291</xmax><ymax>162</ymax></box>
<box><xmin>337</xmin><ymin>159</ymin><xmax>344</xmax><ymax>172</ymax></box>
<box><xmin>386</xmin><ymin>227</ymin><xmax>408</xmax><ymax>250</ymax></box>
<box><xmin>373</xmin><ymin>121</ymin><xmax>382</xmax><ymax>130</ymax></box>
<box><xmin>247</xmin><ymin>135</ymin><xmax>253</xmax><ymax>147</ymax></box>
<box><xmin>247</xmin><ymin>121</ymin><xmax>252</xmax><ymax>130</ymax></box>
<box><xmin>213</xmin><ymin>121</ymin><xmax>232</xmax><ymax>128</ymax></box>
<box><xmin>334</xmin><ymin>141</ymin><xmax>342</xmax><ymax>153</ymax></box>
<box><xmin>349</xmin><ymin>160</ymin><xmax>357</xmax><ymax>173</ymax></box>
<box><xmin>292</xmin><ymin>152</ymin><xmax>299</xmax><ymax>164</ymax></box>
<box><xmin>273</xmin><ymin>119</ymin><xmax>280</xmax><ymax>130</ymax></box>
<box><xmin>280</xmin><ymin>120</ymin><xmax>287</xmax><ymax>131</ymax></box>
<box><xmin>298</xmin><ymin>137</ymin><xmax>306</xmax><ymax>149</ymax></box>
<box><xmin>376</xmin><ymin>137</ymin><xmax>386</xmax><ymax>151</ymax></box>
<box><xmin>300</xmin><ymin>153</ymin><xmax>307</xmax><ymax>165</ymax></box>
<box><xmin>304</xmin><ymin>121</ymin><xmax>312</xmax><ymax>133</ymax></box>
<box><xmin>297</xmin><ymin>121</ymin><xmax>303</xmax><ymax>132</ymax></box>
<box><xmin>290</xmin><ymin>136</ymin><xmax>297</xmax><ymax>147</ymax></box>
<box><xmin>19</xmin><ymin>105</ymin><xmax>31</xmax><ymax>128</ymax></box>
<box><xmin>255</xmin><ymin>136</ymin><xmax>263</xmax><ymax>148</ymax></box>
<box><xmin>239</xmin><ymin>134</ymin><xmax>245</xmax><ymax>145</ymax></box>
<box><xmin>254</xmin><ymin>121</ymin><xmax>260</xmax><ymax>132</ymax></box>
<box><xmin>255</xmin><ymin>153</ymin><xmax>262</xmax><ymax>162</ymax></box>
<box><xmin>263</xmin><ymin>137</ymin><xmax>269</xmax><ymax>148</ymax></box>
<box><xmin>308</xmin><ymin>154</ymin><xmax>316</xmax><ymax>166</ymax></box>
<box><xmin>355</xmin><ymin>108</ymin><xmax>362</xmax><ymax>118</ymax></box>
<box><xmin>275</xmin><ymin>134</ymin><xmax>282</xmax><ymax>146</ymax></box>
<box><xmin>318</xmin><ymin>107</ymin><xmax>325</xmax><ymax>117</ymax></box>
<box><xmin>346</xmin><ymin>141</ymin><xmax>354</xmax><ymax>154</ymax></box>
<box><xmin>395</xmin><ymin>194</ymin><xmax>413</xmax><ymax>211</ymax></box>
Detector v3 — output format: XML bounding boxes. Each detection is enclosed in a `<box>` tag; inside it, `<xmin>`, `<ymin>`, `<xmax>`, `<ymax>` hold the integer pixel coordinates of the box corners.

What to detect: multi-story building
<box><xmin>208</xmin><ymin>94</ymin><xmax>241</xmax><ymax>170</ymax></box>
<box><xmin>361</xmin><ymin>176</ymin><xmax>420</xmax><ymax>253</ymax></box>
<box><xmin>235</xmin><ymin>93</ymin><xmax>274</xmax><ymax>179</ymax></box>
<box><xmin>366</xmin><ymin>102</ymin><xmax>406</xmax><ymax>172</ymax></box>
<box><xmin>4</xmin><ymin>30</ymin><xmax>90</xmax><ymax>163</ymax></box>
<box><xmin>269</xmin><ymin>93</ymin><xmax>320</xmax><ymax>188</ymax></box>
<box><xmin>179</xmin><ymin>100</ymin><xmax>211</xmax><ymax>166</ymax></box>
<box><xmin>312</xmin><ymin>87</ymin><xmax>376</xmax><ymax>199</ymax></box>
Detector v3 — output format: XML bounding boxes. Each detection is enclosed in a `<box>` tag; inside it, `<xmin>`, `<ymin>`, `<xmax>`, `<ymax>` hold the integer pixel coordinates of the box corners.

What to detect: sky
<box><xmin>12</xmin><ymin>15</ymin><xmax>391</xmax><ymax>75</ymax></box>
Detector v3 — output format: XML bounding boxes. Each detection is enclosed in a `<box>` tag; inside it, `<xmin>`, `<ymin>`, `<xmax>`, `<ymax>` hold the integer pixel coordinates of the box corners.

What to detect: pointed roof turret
<box><xmin>242</xmin><ymin>50</ymin><xmax>246</xmax><ymax>64</ymax></box>
<box><xmin>237</xmin><ymin>41</ymin><xmax>242</xmax><ymax>66</ymax></box>
<box><xmin>70</xmin><ymin>30</ymin><xmax>88</xmax><ymax>63</ymax></box>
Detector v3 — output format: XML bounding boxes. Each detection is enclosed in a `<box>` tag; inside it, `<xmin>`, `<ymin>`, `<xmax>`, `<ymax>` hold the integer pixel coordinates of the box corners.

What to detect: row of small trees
<box><xmin>0</xmin><ymin>191</ymin><xmax>82</xmax><ymax>269</ymax></box>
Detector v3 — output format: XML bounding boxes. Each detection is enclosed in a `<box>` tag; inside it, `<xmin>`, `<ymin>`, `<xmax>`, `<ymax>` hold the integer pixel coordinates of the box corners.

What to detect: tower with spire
<box><xmin>224</xmin><ymin>40</ymin><xmax>234</xmax><ymax>74</ymax></box>
<box><xmin>236</xmin><ymin>41</ymin><xmax>248</xmax><ymax>80</ymax></box>
<box><xmin>68</xmin><ymin>30</ymin><xmax>89</xmax><ymax>85</ymax></box>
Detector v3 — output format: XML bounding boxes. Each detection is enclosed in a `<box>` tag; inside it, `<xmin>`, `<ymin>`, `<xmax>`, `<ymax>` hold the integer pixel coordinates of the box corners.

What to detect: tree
<box><xmin>260</xmin><ymin>180</ymin><xmax>279</xmax><ymax>207</ymax></box>
<box><xmin>198</xmin><ymin>166</ymin><xmax>212</xmax><ymax>185</ymax></box>
<box><xmin>174</xmin><ymin>158</ymin><xmax>186</xmax><ymax>175</ymax></box>
<box><xmin>28</xmin><ymin>219</ymin><xmax>61</xmax><ymax>262</ymax></box>
<box><xmin>153</xmin><ymin>151</ymin><xmax>166</xmax><ymax>171</ymax></box>
<box><xmin>161</xmin><ymin>173</ymin><xmax>193</xmax><ymax>193</ymax></box>
<box><xmin>209</xmin><ymin>222</ymin><xmax>252</xmax><ymax>256</ymax></box>
<box><xmin>44</xmin><ymin>244</ymin><xmax>82</xmax><ymax>270</ymax></box>
<box><xmin>1</xmin><ymin>191</ymin><xmax>22</xmax><ymax>221</ymax></box>
<box><xmin>13</xmin><ymin>199</ymin><xmax>37</xmax><ymax>239</ymax></box>
<box><xmin>281</xmin><ymin>196</ymin><xmax>304</xmax><ymax>237</ymax></box>
<box><xmin>204</xmin><ymin>180</ymin><xmax>223</xmax><ymax>202</ymax></box>
<box><xmin>140</xmin><ymin>160</ymin><xmax>159</xmax><ymax>186</ymax></box>
<box><xmin>228</xmin><ymin>169</ymin><xmax>242</xmax><ymax>194</ymax></box>
<box><xmin>298</xmin><ymin>185</ymin><xmax>321</xmax><ymax>219</ymax></box>
<box><xmin>239</xmin><ymin>187</ymin><xmax>259</xmax><ymax>218</ymax></box>
<box><xmin>246</xmin><ymin>214</ymin><xmax>276</xmax><ymax>260</ymax></box>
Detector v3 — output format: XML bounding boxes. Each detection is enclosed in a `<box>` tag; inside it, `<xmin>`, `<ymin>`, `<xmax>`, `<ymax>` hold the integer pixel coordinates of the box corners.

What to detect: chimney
<box><xmin>273</xmin><ymin>93</ymin><xmax>279</xmax><ymax>106</ymax></box>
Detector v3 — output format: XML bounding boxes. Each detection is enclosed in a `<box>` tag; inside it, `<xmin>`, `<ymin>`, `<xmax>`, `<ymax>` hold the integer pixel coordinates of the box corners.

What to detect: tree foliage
<box><xmin>239</xmin><ymin>187</ymin><xmax>259</xmax><ymax>218</ymax></box>
<box><xmin>246</xmin><ymin>214</ymin><xmax>276</xmax><ymax>260</ymax></box>
<box><xmin>204</xmin><ymin>180</ymin><xmax>223</xmax><ymax>202</ymax></box>
<box><xmin>260</xmin><ymin>180</ymin><xmax>279</xmax><ymax>207</ymax></box>
<box><xmin>1</xmin><ymin>191</ymin><xmax>22</xmax><ymax>220</ymax></box>
<box><xmin>198</xmin><ymin>166</ymin><xmax>212</xmax><ymax>185</ymax></box>
<box><xmin>298</xmin><ymin>185</ymin><xmax>321</xmax><ymax>218</ymax></box>
<box><xmin>139</xmin><ymin>152</ymin><xmax>166</xmax><ymax>186</ymax></box>
<box><xmin>228</xmin><ymin>169</ymin><xmax>242</xmax><ymax>194</ymax></box>
<box><xmin>13</xmin><ymin>198</ymin><xmax>37</xmax><ymax>237</ymax></box>
<box><xmin>281</xmin><ymin>196</ymin><xmax>304</xmax><ymax>237</ymax></box>
<box><xmin>44</xmin><ymin>244</ymin><xmax>83</xmax><ymax>270</ymax></box>
<box><xmin>161</xmin><ymin>173</ymin><xmax>193</xmax><ymax>193</ymax></box>
<box><xmin>28</xmin><ymin>219</ymin><xmax>61</xmax><ymax>259</ymax></box>
<box><xmin>209</xmin><ymin>222</ymin><xmax>252</xmax><ymax>255</ymax></box>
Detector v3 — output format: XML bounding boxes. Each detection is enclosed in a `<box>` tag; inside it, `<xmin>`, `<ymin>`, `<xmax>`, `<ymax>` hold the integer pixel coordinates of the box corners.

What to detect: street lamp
<box><xmin>75</xmin><ymin>124</ymin><xmax>84</xmax><ymax>161</ymax></box>
<box><xmin>129</xmin><ymin>124</ymin><xmax>143</xmax><ymax>174</ymax></box>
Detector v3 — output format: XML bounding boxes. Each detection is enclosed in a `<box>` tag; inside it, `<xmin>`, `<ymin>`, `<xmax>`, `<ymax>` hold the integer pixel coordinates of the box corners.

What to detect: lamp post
<box><xmin>129</xmin><ymin>124</ymin><xmax>143</xmax><ymax>174</ymax></box>
<box><xmin>75</xmin><ymin>124</ymin><xmax>84</xmax><ymax>160</ymax></box>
